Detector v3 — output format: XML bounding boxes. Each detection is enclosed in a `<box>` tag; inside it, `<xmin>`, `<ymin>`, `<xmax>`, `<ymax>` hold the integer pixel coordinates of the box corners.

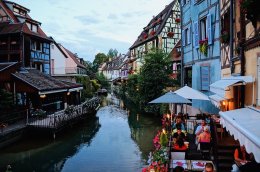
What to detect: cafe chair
<box><xmin>199</xmin><ymin>142</ymin><xmax>212</xmax><ymax>160</ymax></box>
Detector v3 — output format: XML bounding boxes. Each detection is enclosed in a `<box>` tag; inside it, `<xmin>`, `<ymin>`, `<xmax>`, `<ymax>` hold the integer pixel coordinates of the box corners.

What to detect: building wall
<box><xmin>50</xmin><ymin>43</ymin><xmax>66</xmax><ymax>75</ymax></box>
<box><xmin>182</xmin><ymin>0</ymin><xmax>221</xmax><ymax>113</ymax></box>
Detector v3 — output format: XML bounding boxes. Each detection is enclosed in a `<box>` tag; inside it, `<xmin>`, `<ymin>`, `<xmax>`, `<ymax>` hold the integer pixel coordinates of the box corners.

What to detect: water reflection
<box><xmin>0</xmin><ymin>116</ymin><xmax>100</xmax><ymax>172</ymax></box>
<box><xmin>0</xmin><ymin>94</ymin><xmax>161</xmax><ymax>172</ymax></box>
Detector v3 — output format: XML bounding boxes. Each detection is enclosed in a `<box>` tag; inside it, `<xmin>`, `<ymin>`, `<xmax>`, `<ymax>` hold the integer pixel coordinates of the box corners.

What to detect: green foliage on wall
<box><xmin>0</xmin><ymin>89</ymin><xmax>13</xmax><ymax>109</ymax></box>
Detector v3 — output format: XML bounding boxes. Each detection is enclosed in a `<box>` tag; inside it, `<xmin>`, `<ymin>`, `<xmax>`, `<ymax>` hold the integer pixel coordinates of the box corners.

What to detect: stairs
<box><xmin>216</xmin><ymin>145</ymin><xmax>238</xmax><ymax>172</ymax></box>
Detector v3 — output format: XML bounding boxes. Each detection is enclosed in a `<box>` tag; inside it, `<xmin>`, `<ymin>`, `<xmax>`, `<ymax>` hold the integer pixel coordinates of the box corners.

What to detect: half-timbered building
<box><xmin>129</xmin><ymin>0</ymin><xmax>181</xmax><ymax>73</ymax></box>
<box><xmin>0</xmin><ymin>1</ymin><xmax>82</xmax><ymax>118</ymax></box>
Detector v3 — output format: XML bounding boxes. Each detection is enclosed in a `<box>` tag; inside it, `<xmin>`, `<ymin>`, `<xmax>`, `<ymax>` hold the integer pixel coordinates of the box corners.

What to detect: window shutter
<box><xmin>201</xmin><ymin>66</ymin><xmax>210</xmax><ymax>91</ymax></box>
<box><xmin>207</xmin><ymin>13</ymin><xmax>212</xmax><ymax>45</ymax></box>
<box><xmin>181</xmin><ymin>0</ymin><xmax>184</xmax><ymax>6</ymax></box>
<box><xmin>182</xmin><ymin>30</ymin><xmax>186</xmax><ymax>46</ymax></box>
<box><xmin>193</xmin><ymin>21</ymin><xmax>199</xmax><ymax>48</ymax></box>
<box><xmin>192</xmin><ymin>0</ymin><xmax>196</xmax><ymax>5</ymax></box>
<box><xmin>188</xmin><ymin>26</ymin><xmax>191</xmax><ymax>44</ymax></box>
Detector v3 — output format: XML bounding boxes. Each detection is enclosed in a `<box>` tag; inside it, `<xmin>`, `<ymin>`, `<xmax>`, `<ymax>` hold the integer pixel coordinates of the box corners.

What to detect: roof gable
<box><xmin>130</xmin><ymin>0</ymin><xmax>177</xmax><ymax>49</ymax></box>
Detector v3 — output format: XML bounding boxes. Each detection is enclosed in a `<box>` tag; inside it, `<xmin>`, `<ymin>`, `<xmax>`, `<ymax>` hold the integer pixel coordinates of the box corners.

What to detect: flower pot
<box><xmin>167</xmin><ymin>32</ymin><xmax>174</xmax><ymax>38</ymax></box>
<box><xmin>175</xmin><ymin>18</ymin><xmax>181</xmax><ymax>23</ymax></box>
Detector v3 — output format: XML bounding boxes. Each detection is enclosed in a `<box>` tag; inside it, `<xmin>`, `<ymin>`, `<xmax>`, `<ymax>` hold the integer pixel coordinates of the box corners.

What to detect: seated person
<box><xmin>172</xmin><ymin>116</ymin><xmax>185</xmax><ymax>130</ymax></box>
<box><xmin>172</xmin><ymin>123</ymin><xmax>187</xmax><ymax>136</ymax></box>
<box><xmin>195</xmin><ymin>119</ymin><xmax>210</xmax><ymax>136</ymax></box>
<box><xmin>173</xmin><ymin>166</ymin><xmax>184</xmax><ymax>172</ymax></box>
<box><xmin>173</xmin><ymin>136</ymin><xmax>188</xmax><ymax>151</ymax></box>
<box><xmin>204</xmin><ymin>163</ymin><xmax>214</xmax><ymax>172</ymax></box>
<box><xmin>173</xmin><ymin>126</ymin><xmax>186</xmax><ymax>139</ymax></box>
<box><xmin>232</xmin><ymin>145</ymin><xmax>260</xmax><ymax>172</ymax></box>
<box><xmin>197</xmin><ymin>126</ymin><xmax>211</xmax><ymax>143</ymax></box>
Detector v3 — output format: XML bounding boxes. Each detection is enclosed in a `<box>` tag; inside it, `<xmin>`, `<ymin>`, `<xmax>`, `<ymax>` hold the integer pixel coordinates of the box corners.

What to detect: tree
<box><xmin>107</xmin><ymin>48</ymin><xmax>118</xmax><ymax>59</ymax></box>
<box><xmin>126</xmin><ymin>74</ymin><xmax>140</xmax><ymax>104</ymax></box>
<box><xmin>96</xmin><ymin>73</ymin><xmax>109</xmax><ymax>89</ymax></box>
<box><xmin>125</xmin><ymin>49</ymin><xmax>174</xmax><ymax>113</ymax></box>
<box><xmin>93</xmin><ymin>53</ymin><xmax>108</xmax><ymax>72</ymax></box>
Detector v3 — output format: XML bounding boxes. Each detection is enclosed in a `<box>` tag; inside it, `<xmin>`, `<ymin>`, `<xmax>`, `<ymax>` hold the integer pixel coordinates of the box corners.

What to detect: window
<box><xmin>31</xmin><ymin>41</ymin><xmax>42</xmax><ymax>51</ymax></box>
<box><xmin>200</xmin><ymin>17</ymin><xmax>207</xmax><ymax>40</ymax></box>
<box><xmin>185</xmin><ymin>28</ymin><xmax>190</xmax><ymax>45</ymax></box>
<box><xmin>26</xmin><ymin>22</ymin><xmax>38</xmax><ymax>32</ymax></box>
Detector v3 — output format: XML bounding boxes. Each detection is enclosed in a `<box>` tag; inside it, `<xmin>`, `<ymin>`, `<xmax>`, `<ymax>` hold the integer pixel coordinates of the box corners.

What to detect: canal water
<box><xmin>0</xmin><ymin>94</ymin><xmax>161</xmax><ymax>172</ymax></box>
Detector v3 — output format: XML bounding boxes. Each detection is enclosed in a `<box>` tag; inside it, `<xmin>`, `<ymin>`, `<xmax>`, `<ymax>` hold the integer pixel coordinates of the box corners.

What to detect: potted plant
<box><xmin>175</xmin><ymin>18</ymin><xmax>181</xmax><ymax>23</ymax></box>
<box><xmin>220</xmin><ymin>30</ymin><xmax>229</xmax><ymax>44</ymax></box>
<box><xmin>167</xmin><ymin>32</ymin><xmax>174</xmax><ymax>38</ymax></box>
<box><xmin>150</xmin><ymin>30</ymin><xmax>156</xmax><ymax>36</ymax></box>
<box><xmin>143</xmin><ymin>33</ymin><xmax>148</xmax><ymax>39</ymax></box>
<box><xmin>199</xmin><ymin>38</ymin><xmax>208</xmax><ymax>56</ymax></box>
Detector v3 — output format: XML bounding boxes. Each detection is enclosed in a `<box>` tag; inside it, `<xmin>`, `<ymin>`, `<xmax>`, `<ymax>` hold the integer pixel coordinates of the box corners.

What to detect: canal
<box><xmin>0</xmin><ymin>94</ymin><xmax>161</xmax><ymax>172</ymax></box>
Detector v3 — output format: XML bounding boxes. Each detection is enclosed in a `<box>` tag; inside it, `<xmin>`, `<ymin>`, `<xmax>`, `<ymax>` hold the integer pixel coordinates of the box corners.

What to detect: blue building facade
<box><xmin>181</xmin><ymin>0</ymin><xmax>221</xmax><ymax>113</ymax></box>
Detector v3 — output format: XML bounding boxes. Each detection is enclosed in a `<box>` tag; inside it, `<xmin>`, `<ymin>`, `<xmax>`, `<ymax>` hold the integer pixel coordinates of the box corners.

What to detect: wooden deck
<box><xmin>27</xmin><ymin>97</ymin><xmax>101</xmax><ymax>130</ymax></box>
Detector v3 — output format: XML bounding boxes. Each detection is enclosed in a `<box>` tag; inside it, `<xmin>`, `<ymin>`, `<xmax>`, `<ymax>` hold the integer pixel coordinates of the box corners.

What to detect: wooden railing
<box><xmin>27</xmin><ymin>97</ymin><xmax>101</xmax><ymax>129</ymax></box>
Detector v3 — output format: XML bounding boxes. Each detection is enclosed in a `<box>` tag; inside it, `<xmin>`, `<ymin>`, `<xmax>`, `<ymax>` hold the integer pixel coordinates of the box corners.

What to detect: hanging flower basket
<box><xmin>150</xmin><ymin>30</ymin><xmax>156</xmax><ymax>36</ymax></box>
<box><xmin>167</xmin><ymin>32</ymin><xmax>174</xmax><ymax>38</ymax></box>
<box><xmin>220</xmin><ymin>30</ymin><xmax>229</xmax><ymax>44</ymax></box>
<box><xmin>143</xmin><ymin>33</ymin><xmax>148</xmax><ymax>39</ymax></box>
<box><xmin>199</xmin><ymin>38</ymin><xmax>208</xmax><ymax>56</ymax></box>
<box><xmin>175</xmin><ymin>18</ymin><xmax>181</xmax><ymax>23</ymax></box>
<box><xmin>157</xmin><ymin>18</ymin><xmax>162</xmax><ymax>24</ymax></box>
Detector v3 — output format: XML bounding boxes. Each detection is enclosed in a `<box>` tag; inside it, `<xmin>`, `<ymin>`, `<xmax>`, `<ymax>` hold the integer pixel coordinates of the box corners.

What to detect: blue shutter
<box><xmin>207</xmin><ymin>14</ymin><xmax>212</xmax><ymax>45</ymax></box>
<box><xmin>201</xmin><ymin>66</ymin><xmax>210</xmax><ymax>91</ymax></box>
<box><xmin>193</xmin><ymin>21</ymin><xmax>199</xmax><ymax>48</ymax></box>
<box><xmin>188</xmin><ymin>26</ymin><xmax>191</xmax><ymax>44</ymax></box>
<box><xmin>181</xmin><ymin>0</ymin><xmax>184</xmax><ymax>6</ymax></box>
<box><xmin>182</xmin><ymin>30</ymin><xmax>186</xmax><ymax>46</ymax></box>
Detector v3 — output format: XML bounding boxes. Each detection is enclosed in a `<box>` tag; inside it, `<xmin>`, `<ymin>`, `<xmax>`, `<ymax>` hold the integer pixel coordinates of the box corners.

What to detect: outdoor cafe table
<box><xmin>190</xmin><ymin>160</ymin><xmax>216</xmax><ymax>171</ymax></box>
<box><xmin>170</xmin><ymin>160</ymin><xmax>191</xmax><ymax>170</ymax></box>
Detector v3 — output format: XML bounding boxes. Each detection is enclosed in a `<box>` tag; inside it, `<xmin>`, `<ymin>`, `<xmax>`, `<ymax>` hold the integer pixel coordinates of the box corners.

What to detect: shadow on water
<box><xmin>0</xmin><ymin>116</ymin><xmax>100</xmax><ymax>172</ymax></box>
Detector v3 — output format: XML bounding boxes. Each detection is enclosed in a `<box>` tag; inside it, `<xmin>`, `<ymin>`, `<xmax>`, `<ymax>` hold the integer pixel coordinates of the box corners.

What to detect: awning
<box><xmin>219</xmin><ymin>107</ymin><xmax>260</xmax><ymax>162</ymax></box>
<box><xmin>210</xmin><ymin>75</ymin><xmax>254</xmax><ymax>98</ymax></box>
<box><xmin>209</xmin><ymin>94</ymin><xmax>226</xmax><ymax>108</ymax></box>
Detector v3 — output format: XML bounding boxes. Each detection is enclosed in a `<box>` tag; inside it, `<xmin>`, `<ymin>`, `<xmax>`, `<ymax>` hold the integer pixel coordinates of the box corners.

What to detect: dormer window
<box><xmin>26</xmin><ymin>22</ymin><xmax>38</xmax><ymax>32</ymax></box>
<box><xmin>13</xmin><ymin>7</ymin><xmax>26</xmax><ymax>16</ymax></box>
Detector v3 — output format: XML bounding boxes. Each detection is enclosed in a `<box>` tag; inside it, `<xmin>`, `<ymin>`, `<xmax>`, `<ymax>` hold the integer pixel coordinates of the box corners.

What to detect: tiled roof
<box><xmin>0</xmin><ymin>1</ymin><xmax>51</xmax><ymax>41</ymax></box>
<box><xmin>62</xmin><ymin>46</ymin><xmax>87</xmax><ymax>69</ymax></box>
<box><xmin>0</xmin><ymin>22</ymin><xmax>23</xmax><ymax>35</ymax></box>
<box><xmin>0</xmin><ymin>62</ymin><xmax>18</xmax><ymax>72</ymax></box>
<box><xmin>12</xmin><ymin>69</ymin><xmax>82</xmax><ymax>92</ymax></box>
<box><xmin>129</xmin><ymin>0</ymin><xmax>176</xmax><ymax>49</ymax></box>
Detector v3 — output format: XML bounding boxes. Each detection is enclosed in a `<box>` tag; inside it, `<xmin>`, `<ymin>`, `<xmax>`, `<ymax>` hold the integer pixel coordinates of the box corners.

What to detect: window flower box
<box><xmin>143</xmin><ymin>33</ymin><xmax>148</xmax><ymax>39</ymax></box>
<box><xmin>199</xmin><ymin>38</ymin><xmax>208</xmax><ymax>56</ymax></box>
<box><xmin>167</xmin><ymin>32</ymin><xmax>174</xmax><ymax>38</ymax></box>
<box><xmin>150</xmin><ymin>30</ymin><xmax>156</xmax><ymax>36</ymax></box>
<box><xmin>175</xmin><ymin>18</ymin><xmax>181</xmax><ymax>23</ymax></box>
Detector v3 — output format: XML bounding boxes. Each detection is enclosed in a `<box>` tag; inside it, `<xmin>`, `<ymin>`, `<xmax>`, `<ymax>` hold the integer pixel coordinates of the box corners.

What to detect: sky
<box><xmin>12</xmin><ymin>0</ymin><xmax>173</xmax><ymax>62</ymax></box>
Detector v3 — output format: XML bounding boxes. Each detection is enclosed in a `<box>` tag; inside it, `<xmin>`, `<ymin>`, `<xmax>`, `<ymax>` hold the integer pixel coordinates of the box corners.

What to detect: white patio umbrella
<box><xmin>174</xmin><ymin>86</ymin><xmax>209</xmax><ymax>100</ymax></box>
<box><xmin>149</xmin><ymin>91</ymin><xmax>191</xmax><ymax>123</ymax></box>
<box><xmin>174</xmin><ymin>86</ymin><xmax>209</xmax><ymax>114</ymax></box>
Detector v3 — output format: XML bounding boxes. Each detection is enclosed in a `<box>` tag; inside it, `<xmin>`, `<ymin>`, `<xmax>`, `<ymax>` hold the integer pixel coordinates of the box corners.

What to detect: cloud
<box><xmin>74</xmin><ymin>15</ymin><xmax>100</xmax><ymax>25</ymax></box>
<box><xmin>107</xmin><ymin>14</ymin><xmax>118</xmax><ymax>20</ymax></box>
